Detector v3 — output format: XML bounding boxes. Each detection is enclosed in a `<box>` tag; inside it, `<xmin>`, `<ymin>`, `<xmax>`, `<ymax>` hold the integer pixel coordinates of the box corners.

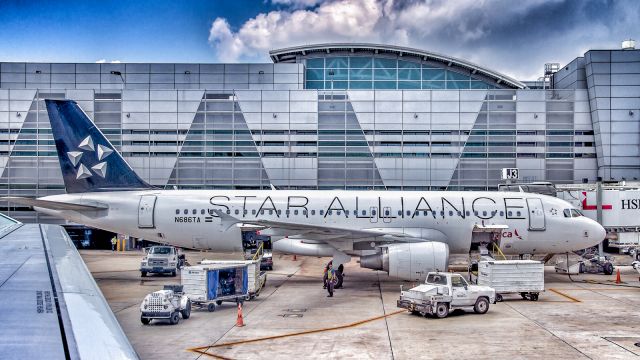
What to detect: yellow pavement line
<box><xmin>551</xmin><ymin>288</ymin><xmax>639</xmax><ymax>291</ymax></box>
<box><xmin>187</xmin><ymin>309</ymin><xmax>406</xmax><ymax>358</ymax></box>
<box><xmin>548</xmin><ymin>288</ymin><xmax>581</xmax><ymax>303</ymax></box>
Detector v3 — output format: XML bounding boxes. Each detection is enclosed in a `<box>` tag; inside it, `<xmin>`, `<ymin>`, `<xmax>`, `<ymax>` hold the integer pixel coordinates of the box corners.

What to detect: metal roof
<box><xmin>269</xmin><ymin>43</ymin><xmax>526</xmax><ymax>89</ymax></box>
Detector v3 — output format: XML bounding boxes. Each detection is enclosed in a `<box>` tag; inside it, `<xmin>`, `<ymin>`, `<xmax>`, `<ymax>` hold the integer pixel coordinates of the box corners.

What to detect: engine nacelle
<box><xmin>360</xmin><ymin>242</ymin><xmax>449</xmax><ymax>281</ymax></box>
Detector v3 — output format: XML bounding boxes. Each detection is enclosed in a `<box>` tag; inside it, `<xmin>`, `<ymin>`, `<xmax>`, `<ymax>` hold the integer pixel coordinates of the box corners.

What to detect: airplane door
<box><xmin>138</xmin><ymin>195</ymin><xmax>157</xmax><ymax>228</ymax></box>
<box><xmin>526</xmin><ymin>198</ymin><xmax>545</xmax><ymax>231</ymax></box>
<box><xmin>369</xmin><ymin>206</ymin><xmax>378</xmax><ymax>223</ymax></box>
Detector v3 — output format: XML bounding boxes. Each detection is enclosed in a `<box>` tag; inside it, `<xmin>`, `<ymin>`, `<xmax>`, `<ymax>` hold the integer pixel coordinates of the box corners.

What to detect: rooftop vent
<box><xmin>622</xmin><ymin>39</ymin><xmax>636</xmax><ymax>50</ymax></box>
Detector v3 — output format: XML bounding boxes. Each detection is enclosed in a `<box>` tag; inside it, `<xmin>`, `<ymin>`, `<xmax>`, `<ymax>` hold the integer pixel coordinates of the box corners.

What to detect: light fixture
<box><xmin>413</xmin><ymin>113</ymin><xmax>418</xmax><ymax>119</ymax></box>
<box><xmin>184</xmin><ymin>70</ymin><xmax>191</xmax><ymax>75</ymax></box>
<box><xmin>126</xmin><ymin>113</ymin><xmax>131</xmax><ymax>118</ymax></box>
<box><xmin>35</xmin><ymin>70</ymin><xmax>42</xmax><ymax>74</ymax></box>
<box><xmin>629</xmin><ymin>110</ymin><xmax>634</xmax><ymax>116</ymax></box>
<box><xmin>272</xmin><ymin>113</ymin><xmax>277</xmax><ymax>118</ymax></box>
<box><xmin>534</xmin><ymin>113</ymin><xmax>538</xmax><ymax>119</ymax></box>
<box><xmin>16</xmin><ymin>112</ymin><xmax>21</xmax><ymax>117</ymax></box>
<box><xmin>258</xmin><ymin>70</ymin><xmax>264</xmax><ymax>75</ymax></box>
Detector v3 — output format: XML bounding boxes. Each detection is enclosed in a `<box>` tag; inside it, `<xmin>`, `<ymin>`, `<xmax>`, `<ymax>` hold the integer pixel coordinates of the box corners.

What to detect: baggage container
<box><xmin>199</xmin><ymin>259</ymin><xmax>267</xmax><ymax>299</ymax></box>
<box><xmin>181</xmin><ymin>263</ymin><xmax>249</xmax><ymax>312</ymax></box>
<box><xmin>477</xmin><ymin>260</ymin><xmax>544</xmax><ymax>301</ymax></box>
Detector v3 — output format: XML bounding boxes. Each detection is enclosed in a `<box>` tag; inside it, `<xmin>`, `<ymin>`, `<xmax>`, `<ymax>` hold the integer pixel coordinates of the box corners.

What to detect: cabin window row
<box><xmin>175</xmin><ymin>208</ymin><xmax>522</xmax><ymax>217</ymax></box>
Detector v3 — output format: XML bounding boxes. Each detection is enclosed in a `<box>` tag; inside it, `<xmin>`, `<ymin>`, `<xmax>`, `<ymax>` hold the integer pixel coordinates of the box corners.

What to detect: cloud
<box><xmin>209</xmin><ymin>0</ymin><xmax>640</xmax><ymax>79</ymax></box>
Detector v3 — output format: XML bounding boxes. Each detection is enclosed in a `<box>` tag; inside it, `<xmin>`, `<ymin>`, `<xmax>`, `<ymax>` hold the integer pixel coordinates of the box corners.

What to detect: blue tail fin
<box><xmin>45</xmin><ymin>99</ymin><xmax>153</xmax><ymax>193</ymax></box>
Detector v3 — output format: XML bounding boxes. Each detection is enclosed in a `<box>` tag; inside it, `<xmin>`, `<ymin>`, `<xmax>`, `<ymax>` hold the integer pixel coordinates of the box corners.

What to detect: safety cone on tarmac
<box><xmin>236</xmin><ymin>303</ymin><xmax>245</xmax><ymax>327</ymax></box>
<box><xmin>615</xmin><ymin>268</ymin><xmax>621</xmax><ymax>284</ymax></box>
<box><xmin>293</xmin><ymin>254</ymin><xmax>297</xmax><ymax>261</ymax></box>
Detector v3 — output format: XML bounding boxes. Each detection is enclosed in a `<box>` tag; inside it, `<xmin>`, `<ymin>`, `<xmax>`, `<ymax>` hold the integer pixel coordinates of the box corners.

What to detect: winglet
<box><xmin>211</xmin><ymin>209</ymin><xmax>241</xmax><ymax>231</ymax></box>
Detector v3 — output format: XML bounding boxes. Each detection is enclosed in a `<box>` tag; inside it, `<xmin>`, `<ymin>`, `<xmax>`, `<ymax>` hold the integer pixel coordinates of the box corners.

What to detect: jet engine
<box><xmin>360</xmin><ymin>242</ymin><xmax>449</xmax><ymax>281</ymax></box>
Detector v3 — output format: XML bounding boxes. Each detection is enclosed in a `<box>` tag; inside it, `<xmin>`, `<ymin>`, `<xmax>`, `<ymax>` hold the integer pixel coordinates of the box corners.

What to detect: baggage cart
<box><xmin>182</xmin><ymin>264</ymin><xmax>249</xmax><ymax>312</ymax></box>
<box><xmin>477</xmin><ymin>260</ymin><xmax>544</xmax><ymax>301</ymax></box>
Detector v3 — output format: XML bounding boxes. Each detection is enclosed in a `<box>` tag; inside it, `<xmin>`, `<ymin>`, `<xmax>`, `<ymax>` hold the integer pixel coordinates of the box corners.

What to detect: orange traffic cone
<box><xmin>236</xmin><ymin>303</ymin><xmax>245</xmax><ymax>327</ymax></box>
<box><xmin>615</xmin><ymin>269</ymin><xmax>621</xmax><ymax>284</ymax></box>
<box><xmin>293</xmin><ymin>254</ymin><xmax>297</xmax><ymax>261</ymax></box>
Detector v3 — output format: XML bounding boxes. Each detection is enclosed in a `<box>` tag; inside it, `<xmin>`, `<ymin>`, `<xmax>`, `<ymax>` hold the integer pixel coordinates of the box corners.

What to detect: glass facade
<box><xmin>305</xmin><ymin>56</ymin><xmax>498</xmax><ymax>90</ymax></box>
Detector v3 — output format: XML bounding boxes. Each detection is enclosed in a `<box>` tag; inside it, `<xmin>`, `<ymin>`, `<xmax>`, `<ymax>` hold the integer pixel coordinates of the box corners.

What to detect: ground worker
<box><xmin>335</xmin><ymin>263</ymin><xmax>344</xmax><ymax>289</ymax></box>
<box><xmin>326</xmin><ymin>262</ymin><xmax>336</xmax><ymax>297</ymax></box>
<box><xmin>323</xmin><ymin>260</ymin><xmax>333</xmax><ymax>289</ymax></box>
<box><xmin>110</xmin><ymin>236</ymin><xmax>117</xmax><ymax>251</ymax></box>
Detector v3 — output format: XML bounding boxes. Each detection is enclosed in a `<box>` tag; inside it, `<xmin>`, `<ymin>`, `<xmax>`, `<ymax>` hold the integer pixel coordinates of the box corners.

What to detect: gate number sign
<box><xmin>501</xmin><ymin>168</ymin><xmax>519</xmax><ymax>180</ymax></box>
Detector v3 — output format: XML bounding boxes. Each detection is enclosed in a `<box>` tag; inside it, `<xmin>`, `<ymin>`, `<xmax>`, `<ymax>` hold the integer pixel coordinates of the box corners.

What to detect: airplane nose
<box><xmin>589</xmin><ymin>220</ymin><xmax>606</xmax><ymax>246</ymax></box>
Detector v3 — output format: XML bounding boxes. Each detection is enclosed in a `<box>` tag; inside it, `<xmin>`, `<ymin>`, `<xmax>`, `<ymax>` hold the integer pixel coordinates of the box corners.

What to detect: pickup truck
<box><xmin>140</xmin><ymin>246</ymin><xmax>183</xmax><ymax>277</ymax></box>
<box><xmin>397</xmin><ymin>272</ymin><xmax>495</xmax><ymax>318</ymax></box>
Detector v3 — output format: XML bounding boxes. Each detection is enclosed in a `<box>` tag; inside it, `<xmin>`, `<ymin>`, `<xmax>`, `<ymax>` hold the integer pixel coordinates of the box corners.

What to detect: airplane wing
<box><xmin>2</xmin><ymin>196</ymin><xmax>108</xmax><ymax>211</ymax></box>
<box><xmin>211</xmin><ymin>209</ymin><xmax>446</xmax><ymax>243</ymax></box>
<box><xmin>0</xmin><ymin>214</ymin><xmax>137</xmax><ymax>359</ymax></box>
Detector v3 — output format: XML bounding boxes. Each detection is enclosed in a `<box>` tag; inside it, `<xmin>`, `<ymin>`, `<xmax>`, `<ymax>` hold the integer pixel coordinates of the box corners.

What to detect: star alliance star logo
<box><xmin>67</xmin><ymin>135</ymin><xmax>113</xmax><ymax>179</ymax></box>
<box><xmin>550</xmin><ymin>208</ymin><xmax>558</xmax><ymax>216</ymax></box>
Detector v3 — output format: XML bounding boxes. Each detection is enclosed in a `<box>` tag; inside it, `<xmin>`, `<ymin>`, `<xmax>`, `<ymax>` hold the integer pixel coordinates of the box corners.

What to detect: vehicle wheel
<box><xmin>520</xmin><ymin>292</ymin><xmax>527</xmax><ymax>299</ymax></box>
<box><xmin>141</xmin><ymin>271</ymin><xmax>147</xmax><ymax>277</ymax></box>
<box><xmin>207</xmin><ymin>303</ymin><xmax>216</xmax><ymax>312</ymax></box>
<box><xmin>181</xmin><ymin>300</ymin><xmax>191</xmax><ymax>319</ymax></box>
<box><xmin>171</xmin><ymin>270</ymin><xmax>177</xmax><ymax>277</ymax></box>
<box><xmin>216</xmin><ymin>300</ymin><xmax>223</xmax><ymax>306</ymax></box>
<box><xmin>141</xmin><ymin>316</ymin><xmax>150</xmax><ymax>325</ymax></box>
<box><xmin>435</xmin><ymin>303</ymin><xmax>449</xmax><ymax>318</ymax></box>
<box><xmin>603</xmin><ymin>262</ymin><xmax>614</xmax><ymax>275</ymax></box>
<box><xmin>579</xmin><ymin>262</ymin><xmax>586</xmax><ymax>274</ymax></box>
<box><xmin>170</xmin><ymin>312</ymin><xmax>180</xmax><ymax>325</ymax></box>
<box><xmin>473</xmin><ymin>297</ymin><xmax>490</xmax><ymax>314</ymax></box>
<box><xmin>530</xmin><ymin>293</ymin><xmax>539</xmax><ymax>301</ymax></box>
<box><xmin>496</xmin><ymin>294</ymin><xmax>503</xmax><ymax>302</ymax></box>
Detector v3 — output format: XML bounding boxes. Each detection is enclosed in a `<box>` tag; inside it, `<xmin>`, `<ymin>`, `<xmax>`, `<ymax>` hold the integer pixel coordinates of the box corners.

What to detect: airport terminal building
<box><xmin>0</xmin><ymin>43</ymin><xmax>639</xmax><ymax>223</ymax></box>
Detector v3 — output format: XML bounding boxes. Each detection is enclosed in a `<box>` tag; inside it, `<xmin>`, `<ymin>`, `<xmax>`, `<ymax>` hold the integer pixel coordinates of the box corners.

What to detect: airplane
<box><xmin>4</xmin><ymin>99</ymin><xmax>606</xmax><ymax>281</ymax></box>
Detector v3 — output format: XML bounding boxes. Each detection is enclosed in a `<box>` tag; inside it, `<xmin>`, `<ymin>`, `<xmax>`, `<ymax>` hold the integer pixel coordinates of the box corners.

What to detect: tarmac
<box><xmin>80</xmin><ymin>250</ymin><xmax>640</xmax><ymax>360</ymax></box>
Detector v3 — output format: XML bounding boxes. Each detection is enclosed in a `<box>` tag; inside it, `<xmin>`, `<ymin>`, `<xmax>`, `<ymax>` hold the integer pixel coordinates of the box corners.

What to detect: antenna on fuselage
<box><xmin>270</xmin><ymin>184</ymin><xmax>277</xmax><ymax>191</ymax></box>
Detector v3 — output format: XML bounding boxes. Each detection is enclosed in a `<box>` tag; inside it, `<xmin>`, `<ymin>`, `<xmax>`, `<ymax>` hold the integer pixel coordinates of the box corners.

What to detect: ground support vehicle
<box><xmin>199</xmin><ymin>259</ymin><xmax>267</xmax><ymax>300</ymax></box>
<box><xmin>140</xmin><ymin>246</ymin><xmax>181</xmax><ymax>277</ymax></box>
<box><xmin>478</xmin><ymin>260</ymin><xmax>544</xmax><ymax>301</ymax></box>
<box><xmin>140</xmin><ymin>285</ymin><xmax>191</xmax><ymax>325</ymax></box>
<box><xmin>182</xmin><ymin>264</ymin><xmax>249</xmax><ymax>312</ymax></box>
<box><xmin>397</xmin><ymin>272</ymin><xmax>495</xmax><ymax>318</ymax></box>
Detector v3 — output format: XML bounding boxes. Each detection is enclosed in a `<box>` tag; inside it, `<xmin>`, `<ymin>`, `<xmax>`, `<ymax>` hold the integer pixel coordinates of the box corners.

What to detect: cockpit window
<box><xmin>564</xmin><ymin>209</ymin><xmax>584</xmax><ymax>218</ymax></box>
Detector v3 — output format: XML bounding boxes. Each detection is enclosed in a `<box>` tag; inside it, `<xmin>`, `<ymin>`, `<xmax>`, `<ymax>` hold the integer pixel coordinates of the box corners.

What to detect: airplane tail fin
<box><xmin>45</xmin><ymin>99</ymin><xmax>153</xmax><ymax>193</ymax></box>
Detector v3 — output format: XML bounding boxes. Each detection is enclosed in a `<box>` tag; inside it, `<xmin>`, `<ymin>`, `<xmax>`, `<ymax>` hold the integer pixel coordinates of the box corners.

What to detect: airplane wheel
<box><xmin>474</xmin><ymin>297</ymin><xmax>489</xmax><ymax>314</ymax></box>
<box><xmin>435</xmin><ymin>303</ymin><xmax>449</xmax><ymax>318</ymax></box>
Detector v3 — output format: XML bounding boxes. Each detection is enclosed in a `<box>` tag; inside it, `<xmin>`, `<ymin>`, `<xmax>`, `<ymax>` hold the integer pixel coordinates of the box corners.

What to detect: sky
<box><xmin>0</xmin><ymin>0</ymin><xmax>638</xmax><ymax>80</ymax></box>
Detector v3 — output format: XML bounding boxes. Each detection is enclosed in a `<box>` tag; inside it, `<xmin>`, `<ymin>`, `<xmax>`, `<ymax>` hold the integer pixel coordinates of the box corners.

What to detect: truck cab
<box><xmin>140</xmin><ymin>246</ymin><xmax>180</xmax><ymax>277</ymax></box>
<box><xmin>397</xmin><ymin>272</ymin><xmax>495</xmax><ymax>318</ymax></box>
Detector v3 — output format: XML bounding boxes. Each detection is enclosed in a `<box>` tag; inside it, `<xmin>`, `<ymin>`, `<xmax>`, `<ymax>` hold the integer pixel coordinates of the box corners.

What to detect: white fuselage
<box><xmin>35</xmin><ymin>190</ymin><xmax>605</xmax><ymax>256</ymax></box>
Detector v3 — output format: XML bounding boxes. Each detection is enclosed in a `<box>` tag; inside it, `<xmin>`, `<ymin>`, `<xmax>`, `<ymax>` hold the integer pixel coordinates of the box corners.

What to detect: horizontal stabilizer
<box><xmin>3</xmin><ymin>196</ymin><xmax>108</xmax><ymax>211</ymax></box>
